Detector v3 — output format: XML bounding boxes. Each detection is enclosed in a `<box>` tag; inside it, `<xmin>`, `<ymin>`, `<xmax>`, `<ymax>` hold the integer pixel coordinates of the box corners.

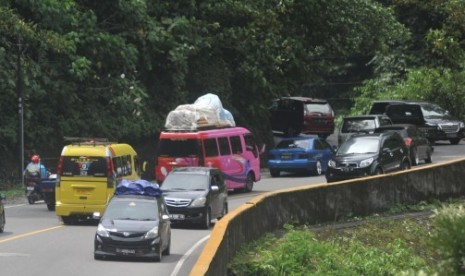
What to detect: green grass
<box><xmin>229</xmin><ymin>200</ymin><xmax>465</xmax><ymax>276</ymax></box>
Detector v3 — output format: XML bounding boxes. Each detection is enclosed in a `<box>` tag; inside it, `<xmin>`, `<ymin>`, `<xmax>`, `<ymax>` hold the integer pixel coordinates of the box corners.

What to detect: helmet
<box><xmin>31</xmin><ymin>155</ymin><xmax>40</xmax><ymax>163</ymax></box>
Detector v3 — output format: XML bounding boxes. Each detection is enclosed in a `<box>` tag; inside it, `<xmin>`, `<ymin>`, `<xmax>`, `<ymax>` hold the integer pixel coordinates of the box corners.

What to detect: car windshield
<box><xmin>342</xmin><ymin>119</ymin><xmax>376</xmax><ymax>133</ymax></box>
<box><xmin>103</xmin><ymin>199</ymin><xmax>159</xmax><ymax>221</ymax></box>
<box><xmin>276</xmin><ymin>139</ymin><xmax>311</xmax><ymax>149</ymax></box>
<box><xmin>162</xmin><ymin>174</ymin><xmax>209</xmax><ymax>190</ymax></box>
<box><xmin>420</xmin><ymin>103</ymin><xmax>451</xmax><ymax>119</ymax></box>
<box><xmin>337</xmin><ymin>137</ymin><xmax>380</xmax><ymax>155</ymax></box>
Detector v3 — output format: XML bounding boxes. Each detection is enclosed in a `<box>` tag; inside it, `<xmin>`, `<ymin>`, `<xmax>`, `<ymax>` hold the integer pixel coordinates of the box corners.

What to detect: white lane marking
<box><xmin>170</xmin><ymin>235</ymin><xmax>210</xmax><ymax>276</ymax></box>
<box><xmin>4</xmin><ymin>204</ymin><xmax>26</xmax><ymax>209</ymax></box>
<box><xmin>0</xmin><ymin>253</ymin><xmax>29</xmax><ymax>257</ymax></box>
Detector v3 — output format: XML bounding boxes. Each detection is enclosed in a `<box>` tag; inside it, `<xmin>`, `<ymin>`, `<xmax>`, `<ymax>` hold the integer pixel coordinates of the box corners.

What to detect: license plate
<box><xmin>170</xmin><ymin>214</ymin><xmax>185</xmax><ymax>220</ymax></box>
<box><xmin>341</xmin><ymin>167</ymin><xmax>352</xmax><ymax>172</ymax></box>
<box><xmin>26</xmin><ymin>187</ymin><xmax>34</xmax><ymax>191</ymax></box>
<box><xmin>281</xmin><ymin>155</ymin><xmax>292</xmax><ymax>160</ymax></box>
<box><xmin>116</xmin><ymin>248</ymin><xmax>135</xmax><ymax>254</ymax></box>
<box><xmin>446</xmin><ymin>133</ymin><xmax>457</xmax><ymax>138</ymax></box>
<box><xmin>76</xmin><ymin>188</ymin><xmax>92</xmax><ymax>195</ymax></box>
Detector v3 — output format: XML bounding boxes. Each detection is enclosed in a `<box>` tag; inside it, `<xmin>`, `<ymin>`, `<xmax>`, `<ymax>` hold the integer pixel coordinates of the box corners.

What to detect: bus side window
<box><xmin>230</xmin><ymin>136</ymin><xmax>242</xmax><ymax>154</ymax></box>
<box><xmin>244</xmin><ymin>134</ymin><xmax>258</xmax><ymax>158</ymax></box>
<box><xmin>218</xmin><ymin>137</ymin><xmax>231</xmax><ymax>156</ymax></box>
<box><xmin>204</xmin><ymin>138</ymin><xmax>219</xmax><ymax>157</ymax></box>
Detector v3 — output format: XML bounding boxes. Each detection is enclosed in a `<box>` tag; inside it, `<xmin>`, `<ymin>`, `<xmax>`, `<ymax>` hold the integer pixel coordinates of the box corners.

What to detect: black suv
<box><xmin>161</xmin><ymin>167</ymin><xmax>228</xmax><ymax>229</ymax></box>
<box><xmin>369</xmin><ymin>100</ymin><xmax>465</xmax><ymax>144</ymax></box>
<box><xmin>325</xmin><ymin>132</ymin><xmax>411</xmax><ymax>183</ymax></box>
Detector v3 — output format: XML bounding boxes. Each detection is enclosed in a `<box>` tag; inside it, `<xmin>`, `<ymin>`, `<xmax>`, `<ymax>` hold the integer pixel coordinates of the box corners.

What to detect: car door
<box><xmin>380</xmin><ymin>136</ymin><xmax>400</xmax><ymax>172</ymax></box>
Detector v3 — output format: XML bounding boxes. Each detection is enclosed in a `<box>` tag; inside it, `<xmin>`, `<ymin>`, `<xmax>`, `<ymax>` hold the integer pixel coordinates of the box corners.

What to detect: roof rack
<box><xmin>63</xmin><ymin>136</ymin><xmax>116</xmax><ymax>146</ymax></box>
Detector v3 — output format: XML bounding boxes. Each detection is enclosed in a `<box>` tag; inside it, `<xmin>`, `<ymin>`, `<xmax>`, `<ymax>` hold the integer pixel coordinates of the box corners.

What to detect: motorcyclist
<box><xmin>24</xmin><ymin>155</ymin><xmax>49</xmax><ymax>183</ymax></box>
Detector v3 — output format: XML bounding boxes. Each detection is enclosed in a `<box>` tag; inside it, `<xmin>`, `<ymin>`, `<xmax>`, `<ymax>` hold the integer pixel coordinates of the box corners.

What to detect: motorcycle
<box><xmin>24</xmin><ymin>171</ymin><xmax>44</xmax><ymax>204</ymax></box>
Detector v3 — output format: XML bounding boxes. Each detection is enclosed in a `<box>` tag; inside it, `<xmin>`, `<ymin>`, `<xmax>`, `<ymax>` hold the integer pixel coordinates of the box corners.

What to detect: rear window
<box><xmin>61</xmin><ymin>156</ymin><xmax>107</xmax><ymax>177</ymax></box>
<box><xmin>305</xmin><ymin>103</ymin><xmax>332</xmax><ymax>113</ymax></box>
<box><xmin>341</xmin><ymin>118</ymin><xmax>376</xmax><ymax>133</ymax></box>
<box><xmin>276</xmin><ymin>139</ymin><xmax>312</xmax><ymax>149</ymax></box>
<box><xmin>157</xmin><ymin>138</ymin><xmax>201</xmax><ymax>157</ymax></box>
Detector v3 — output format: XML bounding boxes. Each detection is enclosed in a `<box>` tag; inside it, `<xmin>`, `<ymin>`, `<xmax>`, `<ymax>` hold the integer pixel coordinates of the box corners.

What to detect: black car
<box><xmin>94</xmin><ymin>180</ymin><xmax>171</xmax><ymax>262</ymax></box>
<box><xmin>369</xmin><ymin>100</ymin><xmax>465</xmax><ymax>144</ymax></box>
<box><xmin>161</xmin><ymin>167</ymin><xmax>228</xmax><ymax>229</ymax></box>
<box><xmin>0</xmin><ymin>193</ymin><xmax>5</xmax><ymax>233</ymax></box>
<box><xmin>374</xmin><ymin>124</ymin><xmax>433</xmax><ymax>165</ymax></box>
<box><xmin>325</xmin><ymin>132</ymin><xmax>411</xmax><ymax>183</ymax></box>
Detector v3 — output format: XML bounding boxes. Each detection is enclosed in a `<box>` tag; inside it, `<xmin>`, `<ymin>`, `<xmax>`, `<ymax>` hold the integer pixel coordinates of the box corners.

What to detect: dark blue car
<box><xmin>268</xmin><ymin>136</ymin><xmax>335</xmax><ymax>177</ymax></box>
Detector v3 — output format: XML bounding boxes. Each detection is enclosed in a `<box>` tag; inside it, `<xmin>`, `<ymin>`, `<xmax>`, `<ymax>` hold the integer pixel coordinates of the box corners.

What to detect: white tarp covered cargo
<box><xmin>164</xmin><ymin>93</ymin><xmax>236</xmax><ymax>130</ymax></box>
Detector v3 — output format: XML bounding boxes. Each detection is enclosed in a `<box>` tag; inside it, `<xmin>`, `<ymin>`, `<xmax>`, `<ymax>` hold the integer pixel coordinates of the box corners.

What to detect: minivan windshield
<box><xmin>341</xmin><ymin>119</ymin><xmax>376</xmax><ymax>133</ymax></box>
<box><xmin>162</xmin><ymin>173</ymin><xmax>209</xmax><ymax>191</ymax></box>
<box><xmin>103</xmin><ymin>199</ymin><xmax>159</xmax><ymax>221</ymax></box>
<box><xmin>337</xmin><ymin>137</ymin><xmax>380</xmax><ymax>155</ymax></box>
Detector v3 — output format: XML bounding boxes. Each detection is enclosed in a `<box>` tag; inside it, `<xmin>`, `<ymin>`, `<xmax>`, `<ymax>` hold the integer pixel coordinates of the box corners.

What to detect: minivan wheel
<box><xmin>219</xmin><ymin>202</ymin><xmax>228</xmax><ymax>220</ymax></box>
<box><xmin>374</xmin><ymin>167</ymin><xmax>383</xmax><ymax>175</ymax></box>
<box><xmin>243</xmin><ymin>173</ymin><xmax>254</xmax><ymax>193</ymax></box>
<box><xmin>270</xmin><ymin>169</ymin><xmax>280</xmax><ymax>177</ymax></box>
<box><xmin>153</xmin><ymin>245</ymin><xmax>162</xmax><ymax>262</ymax></box>
<box><xmin>402</xmin><ymin>160</ymin><xmax>411</xmax><ymax>170</ymax></box>
<box><xmin>162</xmin><ymin>236</ymin><xmax>171</xmax><ymax>256</ymax></box>
<box><xmin>425</xmin><ymin>151</ymin><xmax>432</xmax><ymax>163</ymax></box>
<box><xmin>61</xmin><ymin>216</ymin><xmax>73</xmax><ymax>225</ymax></box>
<box><xmin>202</xmin><ymin>208</ymin><xmax>211</xmax><ymax>229</ymax></box>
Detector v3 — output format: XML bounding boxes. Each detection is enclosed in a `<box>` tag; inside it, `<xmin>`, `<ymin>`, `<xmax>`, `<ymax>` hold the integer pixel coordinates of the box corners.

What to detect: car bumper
<box><xmin>55</xmin><ymin>203</ymin><xmax>107</xmax><ymax>217</ymax></box>
<box><xmin>94</xmin><ymin>234</ymin><xmax>161</xmax><ymax>259</ymax></box>
<box><xmin>325</xmin><ymin>166</ymin><xmax>372</xmax><ymax>182</ymax></box>
<box><xmin>166</xmin><ymin>206</ymin><xmax>207</xmax><ymax>224</ymax></box>
<box><xmin>268</xmin><ymin>160</ymin><xmax>316</xmax><ymax>171</ymax></box>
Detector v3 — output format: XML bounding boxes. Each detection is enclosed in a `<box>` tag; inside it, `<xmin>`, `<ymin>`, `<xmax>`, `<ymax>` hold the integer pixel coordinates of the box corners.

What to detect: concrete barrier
<box><xmin>190</xmin><ymin>158</ymin><xmax>465</xmax><ymax>276</ymax></box>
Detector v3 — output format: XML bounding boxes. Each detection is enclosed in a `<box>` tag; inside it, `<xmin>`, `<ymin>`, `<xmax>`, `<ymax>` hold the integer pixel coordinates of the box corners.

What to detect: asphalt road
<box><xmin>1</xmin><ymin>138</ymin><xmax>464</xmax><ymax>276</ymax></box>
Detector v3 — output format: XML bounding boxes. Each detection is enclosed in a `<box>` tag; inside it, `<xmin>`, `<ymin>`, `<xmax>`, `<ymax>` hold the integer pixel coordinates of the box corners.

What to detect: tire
<box><xmin>47</xmin><ymin>203</ymin><xmax>55</xmax><ymax>211</ymax></box>
<box><xmin>202</xmin><ymin>208</ymin><xmax>211</xmax><ymax>229</ymax></box>
<box><xmin>312</xmin><ymin>160</ymin><xmax>322</xmax><ymax>176</ymax></box>
<box><xmin>153</xmin><ymin>245</ymin><xmax>162</xmax><ymax>262</ymax></box>
<box><xmin>27</xmin><ymin>196</ymin><xmax>35</xmax><ymax>205</ymax></box>
<box><xmin>162</xmin><ymin>236</ymin><xmax>171</xmax><ymax>256</ymax></box>
<box><xmin>425</xmin><ymin>151</ymin><xmax>432</xmax><ymax>164</ymax></box>
<box><xmin>374</xmin><ymin>167</ymin><xmax>383</xmax><ymax>175</ymax></box>
<box><xmin>218</xmin><ymin>202</ymin><xmax>229</xmax><ymax>220</ymax></box>
<box><xmin>450</xmin><ymin>138</ymin><xmax>461</xmax><ymax>145</ymax></box>
<box><xmin>61</xmin><ymin>216</ymin><xmax>73</xmax><ymax>225</ymax></box>
<box><xmin>411</xmin><ymin>148</ymin><xmax>419</xmax><ymax>166</ymax></box>
<box><xmin>243</xmin><ymin>173</ymin><xmax>254</xmax><ymax>193</ymax></box>
<box><xmin>270</xmin><ymin>169</ymin><xmax>280</xmax><ymax>178</ymax></box>
<box><xmin>402</xmin><ymin>160</ymin><xmax>411</xmax><ymax>170</ymax></box>
<box><xmin>0</xmin><ymin>211</ymin><xmax>5</xmax><ymax>233</ymax></box>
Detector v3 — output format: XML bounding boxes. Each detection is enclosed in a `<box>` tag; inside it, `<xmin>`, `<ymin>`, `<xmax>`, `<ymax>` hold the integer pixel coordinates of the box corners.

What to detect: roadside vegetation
<box><xmin>229</xmin><ymin>199</ymin><xmax>465</xmax><ymax>275</ymax></box>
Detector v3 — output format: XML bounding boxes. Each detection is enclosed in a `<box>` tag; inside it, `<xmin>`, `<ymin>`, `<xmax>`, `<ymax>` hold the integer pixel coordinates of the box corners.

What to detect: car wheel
<box><xmin>313</xmin><ymin>160</ymin><xmax>322</xmax><ymax>176</ymax></box>
<box><xmin>425</xmin><ymin>151</ymin><xmax>433</xmax><ymax>164</ymax></box>
<box><xmin>402</xmin><ymin>160</ymin><xmax>411</xmax><ymax>170</ymax></box>
<box><xmin>27</xmin><ymin>196</ymin><xmax>35</xmax><ymax>204</ymax></box>
<box><xmin>61</xmin><ymin>216</ymin><xmax>73</xmax><ymax>225</ymax></box>
<box><xmin>162</xmin><ymin>235</ymin><xmax>171</xmax><ymax>256</ymax></box>
<box><xmin>410</xmin><ymin>148</ymin><xmax>418</xmax><ymax>166</ymax></box>
<box><xmin>153</xmin><ymin>244</ymin><xmax>162</xmax><ymax>262</ymax></box>
<box><xmin>243</xmin><ymin>173</ymin><xmax>254</xmax><ymax>193</ymax></box>
<box><xmin>47</xmin><ymin>203</ymin><xmax>55</xmax><ymax>211</ymax></box>
<box><xmin>218</xmin><ymin>202</ymin><xmax>229</xmax><ymax>220</ymax></box>
<box><xmin>450</xmin><ymin>138</ymin><xmax>461</xmax><ymax>145</ymax></box>
<box><xmin>0</xmin><ymin>211</ymin><xmax>5</xmax><ymax>233</ymax></box>
<box><xmin>270</xmin><ymin>169</ymin><xmax>280</xmax><ymax>178</ymax></box>
<box><xmin>374</xmin><ymin>167</ymin><xmax>383</xmax><ymax>175</ymax></box>
<box><xmin>202</xmin><ymin>208</ymin><xmax>211</xmax><ymax>229</ymax></box>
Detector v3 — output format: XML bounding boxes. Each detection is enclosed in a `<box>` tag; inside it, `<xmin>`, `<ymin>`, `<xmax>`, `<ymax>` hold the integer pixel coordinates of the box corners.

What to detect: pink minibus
<box><xmin>155</xmin><ymin>127</ymin><xmax>261</xmax><ymax>192</ymax></box>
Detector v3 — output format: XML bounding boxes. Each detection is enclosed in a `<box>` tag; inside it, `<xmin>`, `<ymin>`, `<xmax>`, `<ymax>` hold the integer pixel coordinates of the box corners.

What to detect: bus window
<box><xmin>218</xmin><ymin>137</ymin><xmax>231</xmax><ymax>156</ymax></box>
<box><xmin>230</xmin><ymin>136</ymin><xmax>242</xmax><ymax>154</ymax></box>
<box><xmin>204</xmin><ymin>138</ymin><xmax>219</xmax><ymax>157</ymax></box>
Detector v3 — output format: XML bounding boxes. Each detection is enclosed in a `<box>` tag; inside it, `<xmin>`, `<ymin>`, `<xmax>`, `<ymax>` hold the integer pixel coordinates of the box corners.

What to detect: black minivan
<box><xmin>160</xmin><ymin>167</ymin><xmax>228</xmax><ymax>229</ymax></box>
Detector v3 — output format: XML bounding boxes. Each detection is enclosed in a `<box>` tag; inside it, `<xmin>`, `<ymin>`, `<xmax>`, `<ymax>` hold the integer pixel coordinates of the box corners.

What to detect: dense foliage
<box><xmin>1</xmin><ymin>0</ymin><xmax>465</xmax><ymax>177</ymax></box>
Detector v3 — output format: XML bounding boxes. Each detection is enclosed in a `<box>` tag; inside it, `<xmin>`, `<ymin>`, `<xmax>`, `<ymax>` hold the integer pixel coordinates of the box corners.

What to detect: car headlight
<box><xmin>460</xmin><ymin>122</ymin><xmax>465</xmax><ymax>129</ymax></box>
<box><xmin>191</xmin><ymin>197</ymin><xmax>207</xmax><ymax>207</ymax></box>
<box><xmin>359</xmin><ymin>158</ymin><xmax>374</xmax><ymax>168</ymax></box>
<box><xmin>96</xmin><ymin>224</ymin><xmax>110</xmax><ymax>238</ymax></box>
<box><xmin>144</xmin><ymin>225</ymin><xmax>159</xmax><ymax>239</ymax></box>
<box><xmin>328</xmin><ymin>160</ymin><xmax>336</xmax><ymax>168</ymax></box>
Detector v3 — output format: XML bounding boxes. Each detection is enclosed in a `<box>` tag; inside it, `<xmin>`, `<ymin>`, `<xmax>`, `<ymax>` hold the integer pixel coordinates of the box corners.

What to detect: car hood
<box><xmin>333</xmin><ymin>153</ymin><xmax>378</xmax><ymax>163</ymax></box>
<box><xmin>100</xmin><ymin>219</ymin><xmax>157</xmax><ymax>232</ymax></box>
<box><xmin>162</xmin><ymin>190</ymin><xmax>207</xmax><ymax>200</ymax></box>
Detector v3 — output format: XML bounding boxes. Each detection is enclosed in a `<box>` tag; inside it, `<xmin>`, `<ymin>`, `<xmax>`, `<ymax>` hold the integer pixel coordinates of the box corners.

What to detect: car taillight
<box><xmin>404</xmin><ymin>138</ymin><xmax>412</xmax><ymax>147</ymax></box>
<box><xmin>56</xmin><ymin>156</ymin><xmax>63</xmax><ymax>187</ymax></box>
<box><xmin>107</xmin><ymin>157</ymin><xmax>115</xmax><ymax>188</ymax></box>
